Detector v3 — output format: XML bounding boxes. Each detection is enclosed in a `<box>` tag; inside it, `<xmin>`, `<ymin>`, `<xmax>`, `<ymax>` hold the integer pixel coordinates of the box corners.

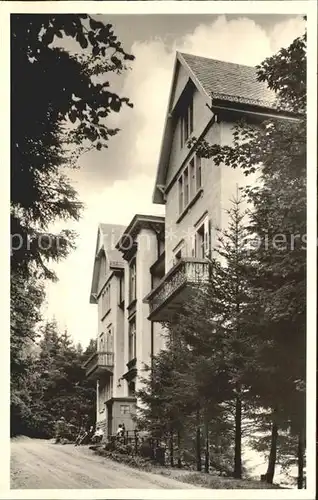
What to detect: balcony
<box><xmin>83</xmin><ymin>351</ymin><xmax>114</xmax><ymax>380</ymax></box>
<box><xmin>144</xmin><ymin>258</ymin><xmax>210</xmax><ymax>322</ymax></box>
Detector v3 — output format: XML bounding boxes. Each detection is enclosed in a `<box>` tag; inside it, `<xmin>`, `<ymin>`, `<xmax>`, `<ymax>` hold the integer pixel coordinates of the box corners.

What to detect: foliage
<box><xmin>11</xmin><ymin>318</ymin><xmax>97</xmax><ymax>438</ymax></box>
<box><xmin>10</xmin><ymin>270</ymin><xmax>45</xmax><ymax>436</ymax></box>
<box><xmin>11</xmin><ymin>14</ymin><xmax>134</xmax><ymax>280</ymax></box>
<box><xmin>136</xmin><ymin>30</ymin><xmax>306</xmax><ymax>487</ymax></box>
<box><xmin>136</xmin><ymin>198</ymin><xmax>258</xmax><ymax>477</ymax></box>
<box><xmin>11</xmin><ymin>15</ymin><xmax>133</xmax><ymax>438</ymax></box>
<box><xmin>188</xmin><ymin>30</ymin><xmax>306</xmax><ymax>484</ymax></box>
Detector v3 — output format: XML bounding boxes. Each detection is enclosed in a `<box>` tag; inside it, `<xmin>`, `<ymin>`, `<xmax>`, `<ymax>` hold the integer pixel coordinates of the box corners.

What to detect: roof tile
<box><xmin>179</xmin><ymin>52</ymin><xmax>277</xmax><ymax>109</ymax></box>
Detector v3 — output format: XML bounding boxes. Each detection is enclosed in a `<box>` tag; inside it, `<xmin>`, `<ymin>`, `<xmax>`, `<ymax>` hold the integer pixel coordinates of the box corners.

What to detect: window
<box><xmin>196</xmin><ymin>224</ymin><xmax>205</xmax><ymax>259</ymax></box>
<box><xmin>99</xmin><ymin>332</ymin><xmax>105</xmax><ymax>351</ymax></box>
<box><xmin>106</xmin><ymin>284</ymin><xmax>111</xmax><ymax>311</ymax></box>
<box><xmin>173</xmin><ymin>241</ymin><xmax>184</xmax><ymax>266</ymax></box>
<box><xmin>180</xmin><ymin>98</ymin><xmax>193</xmax><ymax>148</ymax></box>
<box><xmin>184</xmin><ymin>167</ymin><xmax>189</xmax><ymax>206</ymax></box>
<box><xmin>178</xmin><ymin>177</ymin><xmax>183</xmax><ymax>214</ymax></box>
<box><xmin>120</xmin><ymin>404</ymin><xmax>130</xmax><ymax>415</ymax></box>
<box><xmin>129</xmin><ymin>259</ymin><xmax>136</xmax><ymax>303</ymax></box>
<box><xmin>102</xmin><ymin>283</ymin><xmax>111</xmax><ymax>315</ymax></box>
<box><xmin>173</xmin><ymin>249</ymin><xmax>182</xmax><ymax>267</ymax></box>
<box><xmin>178</xmin><ymin>154</ymin><xmax>202</xmax><ymax>215</ymax></box>
<box><xmin>106</xmin><ymin>325</ymin><xmax>113</xmax><ymax>352</ymax></box>
<box><xmin>194</xmin><ymin>217</ymin><xmax>210</xmax><ymax>258</ymax></box>
<box><xmin>128</xmin><ymin>317</ymin><xmax>136</xmax><ymax>361</ymax></box>
<box><xmin>119</xmin><ymin>275</ymin><xmax>124</xmax><ymax>305</ymax></box>
<box><xmin>128</xmin><ymin>381</ymin><xmax>135</xmax><ymax>397</ymax></box>
<box><xmin>189</xmin><ymin>158</ymin><xmax>195</xmax><ymax>199</ymax></box>
<box><xmin>196</xmin><ymin>155</ymin><xmax>202</xmax><ymax>190</ymax></box>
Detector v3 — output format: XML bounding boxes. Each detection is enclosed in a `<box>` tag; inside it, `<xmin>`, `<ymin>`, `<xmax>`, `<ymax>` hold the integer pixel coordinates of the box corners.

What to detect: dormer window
<box><xmin>180</xmin><ymin>97</ymin><xmax>193</xmax><ymax>148</ymax></box>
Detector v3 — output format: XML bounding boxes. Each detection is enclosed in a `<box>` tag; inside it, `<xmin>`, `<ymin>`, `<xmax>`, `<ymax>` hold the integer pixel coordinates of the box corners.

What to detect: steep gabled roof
<box><xmin>179</xmin><ymin>52</ymin><xmax>276</xmax><ymax>109</ymax></box>
<box><xmin>115</xmin><ymin>214</ymin><xmax>165</xmax><ymax>261</ymax></box>
<box><xmin>152</xmin><ymin>51</ymin><xmax>279</xmax><ymax>204</ymax></box>
<box><xmin>89</xmin><ymin>223</ymin><xmax>126</xmax><ymax>304</ymax></box>
<box><xmin>98</xmin><ymin>223</ymin><xmax>126</xmax><ymax>265</ymax></box>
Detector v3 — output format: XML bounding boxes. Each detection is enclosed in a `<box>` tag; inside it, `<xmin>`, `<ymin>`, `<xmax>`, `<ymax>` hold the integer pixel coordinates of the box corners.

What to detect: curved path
<box><xmin>11</xmin><ymin>437</ymin><xmax>199</xmax><ymax>489</ymax></box>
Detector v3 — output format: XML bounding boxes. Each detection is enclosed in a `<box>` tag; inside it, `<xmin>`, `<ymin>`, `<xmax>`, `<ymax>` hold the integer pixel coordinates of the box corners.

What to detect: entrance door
<box><xmin>107</xmin><ymin>404</ymin><xmax>113</xmax><ymax>437</ymax></box>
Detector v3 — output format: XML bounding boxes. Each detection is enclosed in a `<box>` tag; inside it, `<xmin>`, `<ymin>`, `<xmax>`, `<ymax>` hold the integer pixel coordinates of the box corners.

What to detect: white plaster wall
<box><xmin>123</xmin><ymin>260</ymin><xmax>130</xmax><ymax>393</ymax></box>
<box><xmin>135</xmin><ymin>229</ymin><xmax>158</xmax><ymax>392</ymax></box>
<box><xmin>112</xmin><ymin>276</ymin><xmax>126</xmax><ymax>399</ymax></box>
<box><xmin>167</xmin><ymin>87</ymin><xmax>212</xmax><ymax>186</ymax></box>
<box><xmin>171</xmin><ymin>62</ymin><xmax>188</xmax><ymax>110</ymax></box>
<box><xmin>219</xmin><ymin>120</ymin><xmax>259</xmax><ymax>233</ymax></box>
<box><xmin>165</xmin><ymin>120</ymin><xmax>222</xmax><ymax>271</ymax></box>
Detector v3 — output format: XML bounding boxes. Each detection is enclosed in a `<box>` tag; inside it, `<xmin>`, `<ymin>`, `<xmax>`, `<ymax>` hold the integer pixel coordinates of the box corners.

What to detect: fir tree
<box><xmin>189</xmin><ymin>30</ymin><xmax>306</xmax><ymax>486</ymax></box>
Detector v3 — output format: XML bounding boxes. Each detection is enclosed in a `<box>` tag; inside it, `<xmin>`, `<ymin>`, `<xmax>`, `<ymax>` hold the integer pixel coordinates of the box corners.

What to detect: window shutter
<box><xmin>204</xmin><ymin>218</ymin><xmax>210</xmax><ymax>257</ymax></box>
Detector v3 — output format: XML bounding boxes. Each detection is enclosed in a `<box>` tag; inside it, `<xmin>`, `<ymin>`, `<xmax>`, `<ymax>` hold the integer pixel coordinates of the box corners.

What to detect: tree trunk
<box><xmin>177</xmin><ymin>430</ymin><xmax>182</xmax><ymax>468</ymax></box>
<box><xmin>264</xmin><ymin>412</ymin><xmax>278</xmax><ymax>484</ymax></box>
<box><xmin>204</xmin><ymin>419</ymin><xmax>209</xmax><ymax>473</ymax></box>
<box><xmin>233</xmin><ymin>394</ymin><xmax>242</xmax><ymax>479</ymax></box>
<box><xmin>170</xmin><ymin>430</ymin><xmax>174</xmax><ymax>467</ymax></box>
<box><xmin>297</xmin><ymin>428</ymin><xmax>305</xmax><ymax>489</ymax></box>
<box><xmin>196</xmin><ymin>409</ymin><xmax>202</xmax><ymax>472</ymax></box>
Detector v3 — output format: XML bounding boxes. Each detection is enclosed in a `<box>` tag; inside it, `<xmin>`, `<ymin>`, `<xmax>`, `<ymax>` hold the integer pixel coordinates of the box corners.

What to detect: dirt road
<box><xmin>11</xmin><ymin>437</ymin><xmax>199</xmax><ymax>489</ymax></box>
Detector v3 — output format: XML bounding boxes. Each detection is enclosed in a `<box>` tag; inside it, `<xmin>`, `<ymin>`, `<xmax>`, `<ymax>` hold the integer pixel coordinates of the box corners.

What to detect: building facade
<box><xmin>85</xmin><ymin>217</ymin><xmax>166</xmax><ymax>436</ymax></box>
<box><xmin>144</xmin><ymin>52</ymin><xmax>279</xmax><ymax>321</ymax></box>
<box><xmin>85</xmin><ymin>51</ymin><xmax>284</xmax><ymax>436</ymax></box>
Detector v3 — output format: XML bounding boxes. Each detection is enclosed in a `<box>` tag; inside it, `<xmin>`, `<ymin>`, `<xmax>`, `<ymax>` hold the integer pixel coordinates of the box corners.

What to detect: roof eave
<box><xmin>152</xmin><ymin>54</ymin><xmax>181</xmax><ymax>205</ymax></box>
<box><xmin>89</xmin><ymin>255</ymin><xmax>100</xmax><ymax>305</ymax></box>
<box><xmin>152</xmin><ymin>52</ymin><xmax>215</xmax><ymax>204</ymax></box>
<box><xmin>211</xmin><ymin>97</ymin><xmax>299</xmax><ymax>120</ymax></box>
<box><xmin>115</xmin><ymin>214</ymin><xmax>166</xmax><ymax>250</ymax></box>
<box><xmin>89</xmin><ymin>228</ymin><xmax>102</xmax><ymax>304</ymax></box>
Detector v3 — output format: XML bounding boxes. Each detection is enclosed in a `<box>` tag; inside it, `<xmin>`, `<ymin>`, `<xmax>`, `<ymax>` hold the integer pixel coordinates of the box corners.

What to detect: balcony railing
<box><xmin>83</xmin><ymin>351</ymin><xmax>114</xmax><ymax>380</ymax></box>
<box><xmin>145</xmin><ymin>258</ymin><xmax>210</xmax><ymax>320</ymax></box>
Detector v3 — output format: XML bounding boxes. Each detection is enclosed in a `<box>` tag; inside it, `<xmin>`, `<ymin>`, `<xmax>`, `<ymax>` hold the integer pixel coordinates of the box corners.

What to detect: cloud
<box><xmin>46</xmin><ymin>15</ymin><xmax>305</xmax><ymax>346</ymax></box>
<box><xmin>44</xmin><ymin>174</ymin><xmax>164</xmax><ymax>347</ymax></box>
<box><xmin>175</xmin><ymin>16</ymin><xmax>272</xmax><ymax>65</ymax></box>
<box><xmin>76</xmin><ymin>15</ymin><xmax>305</xmax><ymax>189</ymax></box>
<box><xmin>268</xmin><ymin>16</ymin><xmax>305</xmax><ymax>53</ymax></box>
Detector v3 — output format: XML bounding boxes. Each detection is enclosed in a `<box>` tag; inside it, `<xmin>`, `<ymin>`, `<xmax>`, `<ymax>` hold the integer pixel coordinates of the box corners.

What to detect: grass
<box><xmin>91</xmin><ymin>445</ymin><xmax>283</xmax><ymax>489</ymax></box>
<box><xmin>154</xmin><ymin>469</ymin><xmax>283</xmax><ymax>489</ymax></box>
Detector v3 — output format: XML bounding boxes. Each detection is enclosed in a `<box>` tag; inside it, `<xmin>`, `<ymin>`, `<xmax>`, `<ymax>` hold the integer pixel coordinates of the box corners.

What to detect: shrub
<box><xmin>139</xmin><ymin>441</ymin><xmax>154</xmax><ymax>459</ymax></box>
<box><xmin>116</xmin><ymin>442</ymin><xmax>133</xmax><ymax>455</ymax></box>
<box><xmin>104</xmin><ymin>441</ymin><xmax>116</xmax><ymax>452</ymax></box>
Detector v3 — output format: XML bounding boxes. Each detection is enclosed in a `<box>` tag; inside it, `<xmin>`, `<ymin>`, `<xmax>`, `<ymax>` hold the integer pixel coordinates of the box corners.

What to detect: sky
<box><xmin>44</xmin><ymin>13</ymin><xmax>305</xmax><ymax>349</ymax></box>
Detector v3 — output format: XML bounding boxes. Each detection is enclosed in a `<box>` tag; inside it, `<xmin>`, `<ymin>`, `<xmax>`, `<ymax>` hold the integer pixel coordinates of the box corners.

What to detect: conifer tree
<box><xmin>189</xmin><ymin>30</ymin><xmax>306</xmax><ymax>486</ymax></box>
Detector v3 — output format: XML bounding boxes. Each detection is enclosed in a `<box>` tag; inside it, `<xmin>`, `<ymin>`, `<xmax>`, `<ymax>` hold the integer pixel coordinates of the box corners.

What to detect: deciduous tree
<box><xmin>11</xmin><ymin>14</ymin><xmax>134</xmax><ymax>279</ymax></box>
